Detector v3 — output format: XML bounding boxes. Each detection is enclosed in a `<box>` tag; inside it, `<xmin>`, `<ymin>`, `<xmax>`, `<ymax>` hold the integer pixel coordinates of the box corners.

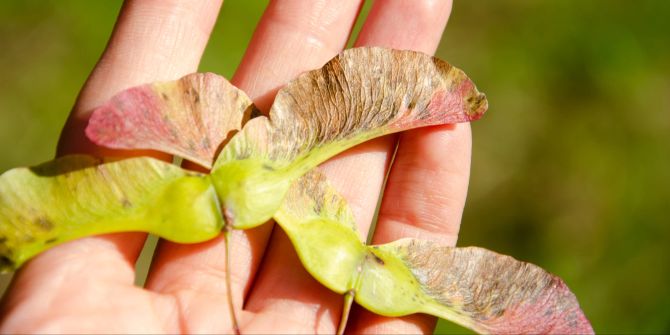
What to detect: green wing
<box><xmin>0</xmin><ymin>155</ymin><xmax>222</xmax><ymax>271</ymax></box>
<box><xmin>274</xmin><ymin>171</ymin><xmax>593</xmax><ymax>334</ymax></box>
<box><xmin>274</xmin><ymin>169</ymin><xmax>365</xmax><ymax>293</ymax></box>
<box><xmin>213</xmin><ymin>47</ymin><xmax>487</xmax><ymax>229</ymax></box>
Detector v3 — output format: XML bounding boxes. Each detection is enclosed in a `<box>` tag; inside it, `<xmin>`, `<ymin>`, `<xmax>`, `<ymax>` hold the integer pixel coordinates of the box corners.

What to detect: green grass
<box><xmin>1</xmin><ymin>1</ymin><xmax>669</xmax><ymax>333</ymax></box>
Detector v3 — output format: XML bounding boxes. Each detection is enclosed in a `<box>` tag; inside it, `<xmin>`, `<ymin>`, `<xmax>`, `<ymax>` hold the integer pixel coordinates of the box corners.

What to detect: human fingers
<box><xmin>370</xmin><ymin>124</ymin><xmax>471</xmax><ymax>247</ymax></box>
<box><xmin>142</xmin><ymin>1</ymin><xmax>363</xmax><ymax>333</ymax></box>
<box><xmin>244</xmin><ymin>0</ymin><xmax>455</xmax><ymax>334</ymax></box>
<box><xmin>319</xmin><ymin>0</ymin><xmax>455</xmax><ymax>251</ymax></box>
<box><xmin>345</xmin><ymin>125</ymin><xmax>471</xmax><ymax>334</ymax></box>
<box><xmin>0</xmin><ymin>1</ymin><xmax>223</xmax><ymax>330</ymax></box>
<box><xmin>325</xmin><ymin>1</ymin><xmax>461</xmax><ymax>334</ymax></box>
<box><xmin>58</xmin><ymin>0</ymin><xmax>222</xmax><ymax>158</ymax></box>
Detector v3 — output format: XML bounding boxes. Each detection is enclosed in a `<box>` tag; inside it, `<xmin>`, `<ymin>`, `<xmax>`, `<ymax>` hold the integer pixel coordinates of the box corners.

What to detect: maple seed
<box><xmin>211</xmin><ymin>47</ymin><xmax>487</xmax><ymax>229</ymax></box>
<box><xmin>0</xmin><ymin>47</ymin><xmax>593</xmax><ymax>334</ymax></box>
<box><xmin>274</xmin><ymin>169</ymin><xmax>594</xmax><ymax>334</ymax></box>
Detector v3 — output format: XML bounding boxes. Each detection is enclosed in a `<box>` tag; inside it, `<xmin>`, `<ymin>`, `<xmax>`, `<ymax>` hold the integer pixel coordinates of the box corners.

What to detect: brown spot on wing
<box><xmin>121</xmin><ymin>198</ymin><xmax>132</xmax><ymax>208</ymax></box>
<box><xmin>34</xmin><ymin>216</ymin><xmax>54</xmax><ymax>231</ymax></box>
<box><xmin>370</xmin><ymin>252</ymin><xmax>385</xmax><ymax>265</ymax></box>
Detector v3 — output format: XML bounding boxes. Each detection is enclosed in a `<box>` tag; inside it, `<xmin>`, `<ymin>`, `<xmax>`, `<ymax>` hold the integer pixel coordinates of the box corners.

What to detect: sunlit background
<box><xmin>1</xmin><ymin>1</ymin><xmax>668</xmax><ymax>333</ymax></box>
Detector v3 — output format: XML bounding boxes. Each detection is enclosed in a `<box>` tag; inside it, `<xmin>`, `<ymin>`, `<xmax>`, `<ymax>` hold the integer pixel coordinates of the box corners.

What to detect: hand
<box><xmin>0</xmin><ymin>1</ymin><xmax>469</xmax><ymax>333</ymax></box>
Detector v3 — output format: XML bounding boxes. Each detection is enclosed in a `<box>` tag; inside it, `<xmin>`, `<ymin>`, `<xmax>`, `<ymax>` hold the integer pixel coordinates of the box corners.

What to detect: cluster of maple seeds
<box><xmin>0</xmin><ymin>48</ymin><xmax>592</xmax><ymax>334</ymax></box>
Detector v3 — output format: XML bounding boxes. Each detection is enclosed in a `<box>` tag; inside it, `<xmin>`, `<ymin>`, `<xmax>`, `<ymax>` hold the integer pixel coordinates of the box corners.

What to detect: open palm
<box><xmin>0</xmin><ymin>1</ymin><xmax>471</xmax><ymax>333</ymax></box>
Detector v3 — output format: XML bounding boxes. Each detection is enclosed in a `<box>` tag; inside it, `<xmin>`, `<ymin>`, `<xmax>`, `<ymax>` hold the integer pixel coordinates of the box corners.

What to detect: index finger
<box><xmin>1</xmin><ymin>1</ymin><xmax>223</xmax><ymax>329</ymax></box>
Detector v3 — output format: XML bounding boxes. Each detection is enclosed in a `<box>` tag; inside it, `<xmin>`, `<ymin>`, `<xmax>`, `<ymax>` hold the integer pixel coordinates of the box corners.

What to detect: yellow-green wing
<box><xmin>86</xmin><ymin>72</ymin><xmax>255</xmax><ymax>169</ymax></box>
<box><xmin>274</xmin><ymin>169</ymin><xmax>365</xmax><ymax>293</ymax></box>
<box><xmin>0</xmin><ymin>155</ymin><xmax>222</xmax><ymax>271</ymax></box>
<box><xmin>274</xmin><ymin>170</ymin><xmax>593</xmax><ymax>334</ymax></box>
<box><xmin>213</xmin><ymin>47</ymin><xmax>487</xmax><ymax>229</ymax></box>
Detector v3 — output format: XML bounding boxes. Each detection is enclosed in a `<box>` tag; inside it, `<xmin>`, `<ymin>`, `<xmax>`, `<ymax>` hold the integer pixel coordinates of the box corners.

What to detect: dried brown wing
<box><xmin>382</xmin><ymin>239</ymin><xmax>594</xmax><ymax>334</ymax></box>
<box><xmin>212</xmin><ymin>47</ymin><xmax>487</xmax><ymax>229</ymax></box>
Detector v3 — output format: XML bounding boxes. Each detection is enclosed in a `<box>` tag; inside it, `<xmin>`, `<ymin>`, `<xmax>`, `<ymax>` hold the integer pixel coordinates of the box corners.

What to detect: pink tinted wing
<box><xmin>389</xmin><ymin>240</ymin><xmax>594</xmax><ymax>334</ymax></box>
<box><xmin>86</xmin><ymin>72</ymin><xmax>254</xmax><ymax>168</ymax></box>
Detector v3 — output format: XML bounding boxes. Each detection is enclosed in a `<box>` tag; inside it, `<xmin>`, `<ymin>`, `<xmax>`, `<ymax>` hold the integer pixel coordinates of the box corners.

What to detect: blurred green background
<box><xmin>1</xmin><ymin>1</ymin><xmax>668</xmax><ymax>333</ymax></box>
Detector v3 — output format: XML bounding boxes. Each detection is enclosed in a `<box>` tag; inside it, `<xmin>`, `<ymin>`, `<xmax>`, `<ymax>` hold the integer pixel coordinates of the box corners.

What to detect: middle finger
<box><xmin>245</xmin><ymin>0</ymin><xmax>453</xmax><ymax>333</ymax></box>
<box><xmin>144</xmin><ymin>0</ymin><xmax>363</xmax><ymax>333</ymax></box>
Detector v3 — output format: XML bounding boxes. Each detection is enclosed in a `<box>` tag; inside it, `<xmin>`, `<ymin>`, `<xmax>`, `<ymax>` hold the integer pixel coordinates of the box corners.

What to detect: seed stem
<box><xmin>337</xmin><ymin>290</ymin><xmax>355</xmax><ymax>335</ymax></box>
<box><xmin>224</xmin><ymin>227</ymin><xmax>240</xmax><ymax>334</ymax></box>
